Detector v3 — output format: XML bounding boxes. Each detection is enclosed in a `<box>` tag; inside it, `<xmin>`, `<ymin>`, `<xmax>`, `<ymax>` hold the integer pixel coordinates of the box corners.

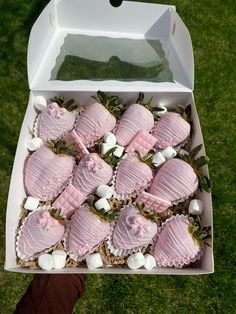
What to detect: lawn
<box><xmin>0</xmin><ymin>0</ymin><xmax>236</xmax><ymax>313</ymax></box>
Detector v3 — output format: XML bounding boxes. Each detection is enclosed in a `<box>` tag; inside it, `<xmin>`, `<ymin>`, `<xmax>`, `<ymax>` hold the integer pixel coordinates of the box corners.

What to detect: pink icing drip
<box><xmin>115</xmin><ymin>156</ymin><xmax>153</xmax><ymax>195</ymax></box>
<box><xmin>17</xmin><ymin>210</ymin><xmax>64</xmax><ymax>258</ymax></box>
<box><xmin>149</xmin><ymin>158</ymin><xmax>198</xmax><ymax>203</ymax></box>
<box><xmin>153</xmin><ymin>112</ymin><xmax>190</xmax><ymax>149</ymax></box>
<box><xmin>38</xmin><ymin>103</ymin><xmax>75</xmax><ymax>142</ymax></box>
<box><xmin>115</xmin><ymin>103</ymin><xmax>154</xmax><ymax>146</ymax></box>
<box><xmin>68</xmin><ymin>205</ymin><xmax>110</xmax><ymax>257</ymax></box>
<box><xmin>72</xmin><ymin>153</ymin><xmax>113</xmax><ymax>196</ymax></box>
<box><xmin>154</xmin><ymin>216</ymin><xmax>200</xmax><ymax>266</ymax></box>
<box><xmin>112</xmin><ymin>206</ymin><xmax>157</xmax><ymax>250</ymax></box>
<box><xmin>74</xmin><ymin>102</ymin><xmax>116</xmax><ymax>146</ymax></box>
<box><xmin>24</xmin><ymin>146</ymin><xmax>74</xmax><ymax>199</ymax></box>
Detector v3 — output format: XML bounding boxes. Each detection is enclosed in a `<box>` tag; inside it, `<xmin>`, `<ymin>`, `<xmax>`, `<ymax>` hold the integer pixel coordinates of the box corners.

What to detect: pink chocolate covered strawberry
<box><xmin>111</xmin><ymin>205</ymin><xmax>157</xmax><ymax>251</ymax></box>
<box><xmin>16</xmin><ymin>209</ymin><xmax>65</xmax><ymax>260</ymax></box>
<box><xmin>24</xmin><ymin>139</ymin><xmax>77</xmax><ymax>200</ymax></box>
<box><xmin>73</xmin><ymin>91</ymin><xmax>126</xmax><ymax>147</ymax></box>
<box><xmin>114</xmin><ymin>154</ymin><xmax>153</xmax><ymax>197</ymax></box>
<box><xmin>153</xmin><ymin>111</ymin><xmax>190</xmax><ymax>149</ymax></box>
<box><xmin>38</xmin><ymin>96</ymin><xmax>80</xmax><ymax>142</ymax></box>
<box><xmin>115</xmin><ymin>93</ymin><xmax>155</xmax><ymax>146</ymax></box>
<box><xmin>67</xmin><ymin>204</ymin><xmax>112</xmax><ymax>260</ymax></box>
<box><xmin>153</xmin><ymin>214</ymin><xmax>209</xmax><ymax>267</ymax></box>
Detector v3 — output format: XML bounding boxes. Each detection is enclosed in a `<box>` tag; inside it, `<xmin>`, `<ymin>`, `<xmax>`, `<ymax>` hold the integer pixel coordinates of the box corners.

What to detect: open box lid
<box><xmin>28</xmin><ymin>0</ymin><xmax>194</xmax><ymax>92</ymax></box>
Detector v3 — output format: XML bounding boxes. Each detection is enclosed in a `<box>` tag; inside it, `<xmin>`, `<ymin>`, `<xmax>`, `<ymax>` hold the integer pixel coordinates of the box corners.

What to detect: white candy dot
<box><xmin>127</xmin><ymin>252</ymin><xmax>145</xmax><ymax>270</ymax></box>
<box><xmin>144</xmin><ymin>254</ymin><xmax>156</xmax><ymax>270</ymax></box>
<box><xmin>26</xmin><ymin>137</ymin><xmax>43</xmax><ymax>151</ymax></box>
<box><xmin>52</xmin><ymin>250</ymin><xmax>67</xmax><ymax>269</ymax></box>
<box><xmin>104</xmin><ymin>132</ymin><xmax>116</xmax><ymax>146</ymax></box>
<box><xmin>86</xmin><ymin>253</ymin><xmax>103</xmax><ymax>269</ymax></box>
<box><xmin>38</xmin><ymin>254</ymin><xmax>54</xmax><ymax>271</ymax></box>
<box><xmin>188</xmin><ymin>199</ymin><xmax>203</xmax><ymax>215</ymax></box>
<box><xmin>34</xmin><ymin>95</ymin><xmax>47</xmax><ymax>111</ymax></box>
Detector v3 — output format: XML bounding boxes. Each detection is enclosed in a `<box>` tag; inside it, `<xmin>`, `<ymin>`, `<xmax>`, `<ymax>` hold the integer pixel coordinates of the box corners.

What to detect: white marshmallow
<box><xmin>26</xmin><ymin>137</ymin><xmax>43</xmax><ymax>151</ymax></box>
<box><xmin>144</xmin><ymin>254</ymin><xmax>156</xmax><ymax>270</ymax></box>
<box><xmin>24</xmin><ymin>197</ymin><xmax>40</xmax><ymax>211</ymax></box>
<box><xmin>162</xmin><ymin>146</ymin><xmax>177</xmax><ymax>160</ymax></box>
<box><xmin>86</xmin><ymin>253</ymin><xmax>103</xmax><ymax>269</ymax></box>
<box><xmin>152</xmin><ymin>152</ymin><xmax>166</xmax><ymax>167</ymax></box>
<box><xmin>94</xmin><ymin>198</ymin><xmax>110</xmax><ymax>212</ymax></box>
<box><xmin>104</xmin><ymin>132</ymin><xmax>116</xmax><ymax>146</ymax></box>
<box><xmin>52</xmin><ymin>250</ymin><xmax>67</xmax><ymax>269</ymax></box>
<box><xmin>34</xmin><ymin>95</ymin><xmax>47</xmax><ymax>111</ymax></box>
<box><xmin>114</xmin><ymin>145</ymin><xmax>124</xmax><ymax>158</ymax></box>
<box><xmin>127</xmin><ymin>252</ymin><xmax>145</xmax><ymax>270</ymax></box>
<box><xmin>96</xmin><ymin>185</ymin><xmax>114</xmax><ymax>199</ymax></box>
<box><xmin>101</xmin><ymin>143</ymin><xmax>114</xmax><ymax>155</ymax></box>
<box><xmin>188</xmin><ymin>199</ymin><xmax>203</xmax><ymax>215</ymax></box>
<box><xmin>38</xmin><ymin>254</ymin><xmax>54</xmax><ymax>271</ymax></box>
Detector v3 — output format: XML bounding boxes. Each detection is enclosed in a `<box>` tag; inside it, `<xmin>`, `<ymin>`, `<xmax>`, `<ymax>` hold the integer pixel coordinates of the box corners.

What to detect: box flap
<box><xmin>27</xmin><ymin>0</ymin><xmax>194</xmax><ymax>92</ymax></box>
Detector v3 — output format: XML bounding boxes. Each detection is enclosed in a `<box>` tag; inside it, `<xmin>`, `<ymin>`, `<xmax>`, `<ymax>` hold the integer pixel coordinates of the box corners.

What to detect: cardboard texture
<box><xmin>5</xmin><ymin>0</ymin><xmax>214</xmax><ymax>274</ymax></box>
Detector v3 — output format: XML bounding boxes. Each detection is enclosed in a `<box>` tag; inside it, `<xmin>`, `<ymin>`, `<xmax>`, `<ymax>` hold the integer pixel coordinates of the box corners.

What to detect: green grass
<box><xmin>0</xmin><ymin>0</ymin><xmax>236</xmax><ymax>313</ymax></box>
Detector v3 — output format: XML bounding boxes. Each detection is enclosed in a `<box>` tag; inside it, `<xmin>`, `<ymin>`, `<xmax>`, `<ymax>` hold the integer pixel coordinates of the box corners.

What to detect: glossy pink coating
<box><xmin>68</xmin><ymin>205</ymin><xmax>110</xmax><ymax>258</ymax></box>
<box><xmin>17</xmin><ymin>210</ymin><xmax>65</xmax><ymax>259</ymax></box>
<box><xmin>153</xmin><ymin>112</ymin><xmax>190</xmax><ymax>149</ymax></box>
<box><xmin>154</xmin><ymin>215</ymin><xmax>201</xmax><ymax>267</ymax></box>
<box><xmin>38</xmin><ymin>102</ymin><xmax>75</xmax><ymax>142</ymax></box>
<box><xmin>73</xmin><ymin>153</ymin><xmax>113</xmax><ymax>196</ymax></box>
<box><xmin>115</xmin><ymin>103</ymin><xmax>154</xmax><ymax>146</ymax></box>
<box><xmin>115</xmin><ymin>155</ymin><xmax>153</xmax><ymax>195</ymax></box>
<box><xmin>24</xmin><ymin>146</ymin><xmax>74</xmax><ymax>199</ymax></box>
<box><xmin>149</xmin><ymin>158</ymin><xmax>198</xmax><ymax>203</ymax></box>
<box><xmin>112</xmin><ymin>206</ymin><xmax>157</xmax><ymax>250</ymax></box>
<box><xmin>74</xmin><ymin>102</ymin><xmax>116</xmax><ymax>146</ymax></box>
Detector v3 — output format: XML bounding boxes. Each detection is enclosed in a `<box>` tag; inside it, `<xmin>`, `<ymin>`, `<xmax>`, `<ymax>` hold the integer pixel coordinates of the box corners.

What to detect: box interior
<box><xmin>5</xmin><ymin>91</ymin><xmax>214</xmax><ymax>274</ymax></box>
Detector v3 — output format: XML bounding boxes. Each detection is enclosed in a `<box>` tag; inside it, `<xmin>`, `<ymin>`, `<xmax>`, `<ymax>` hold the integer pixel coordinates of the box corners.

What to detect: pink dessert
<box><xmin>153</xmin><ymin>112</ymin><xmax>190</xmax><ymax>149</ymax></box>
<box><xmin>115</xmin><ymin>103</ymin><xmax>154</xmax><ymax>146</ymax></box>
<box><xmin>74</xmin><ymin>102</ymin><xmax>116</xmax><ymax>146</ymax></box>
<box><xmin>153</xmin><ymin>215</ymin><xmax>202</xmax><ymax>267</ymax></box>
<box><xmin>17</xmin><ymin>210</ymin><xmax>65</xmax><ymax>260</ymax></box>
<box><xmin>73</xmin><ymin>153</ymin><xmax>113</xmax><ymax>196</ymax></box>
<box><xmin>68</xmin><ymin>205</ymin><xmax>110</xmax><ymax>259</ymax></box>
<box><xmin>24</xmin><ymin>145</ymin><xmax>74</xmax><ymax>200</ymax></box>
<box><xmin>114</xmin><ymin>155</ymin><xmax>153</xmax><ymax>196</ymax></box>
<box><xmin>149</xmin><ymin>158</ymin><xmax>198</xmax><ymax>204</ymax></box>
<box><xmin>38</xmin><ymin>102</ymin><xmax>75</xmax><ymax>142</ymax></box>
<box><xmin>112</xmin><ymin>206</ymin><xmax>157</xmax><ymax>250</ymax></box>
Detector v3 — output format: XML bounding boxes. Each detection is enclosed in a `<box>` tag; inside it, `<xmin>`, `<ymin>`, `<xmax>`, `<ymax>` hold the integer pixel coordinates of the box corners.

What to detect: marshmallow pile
<box><xmin>38</xmin><ymin>250</ymin><xmax>67</xmax><ymax>270</ymax></box>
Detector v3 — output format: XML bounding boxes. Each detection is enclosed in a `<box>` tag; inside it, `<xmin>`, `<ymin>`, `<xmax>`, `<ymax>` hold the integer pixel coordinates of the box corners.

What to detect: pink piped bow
<box><xmin>85</xmin><ymin>155</ymin><xmax>103</xmax><ymax>173</ymax></box>
<box><xmin>128</xmin><ymin>215</ymin><xmax>151</xmax><ymax>236</ymax></box>
<box><xmin>49</xmin><ymin>102</ymin><xmax>67</xmax><ymax>119</ymax></box>
<box><xmin>38</xmin><ymin>211</ymin><xmax>58</xmax><ymax>230</ymax></box>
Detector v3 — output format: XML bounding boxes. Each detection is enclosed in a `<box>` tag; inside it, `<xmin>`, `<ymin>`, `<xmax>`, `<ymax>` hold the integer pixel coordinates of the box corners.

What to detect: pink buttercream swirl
<box><xmin>49</xmin><ymin>102</ymin><xmax>67</xmax><ymax>119</ymax></box>
<box><xmin>38</xmin><ymin>211</ymin><xmax>58</xmax><ymax>230</ymax></box>
<box><xmin>85</xmin><ymin>155</ymin><xmax>103</xmax><ymax>173</ymax></box>
<box><xmin>127</xmin><ymin>216</ymin><xmax>151</xmax><ymax>237</ymax></box>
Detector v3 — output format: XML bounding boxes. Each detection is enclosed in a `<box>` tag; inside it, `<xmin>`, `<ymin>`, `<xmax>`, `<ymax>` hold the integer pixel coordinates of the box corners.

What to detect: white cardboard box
<box><xmin>5</xmin><ymin>0</ymin><xmax>214</xmax><ymax>274</ymax></box>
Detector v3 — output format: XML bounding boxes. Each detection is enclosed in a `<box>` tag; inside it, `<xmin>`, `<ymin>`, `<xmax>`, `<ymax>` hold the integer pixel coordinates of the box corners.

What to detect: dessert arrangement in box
<box><xmin>16</xmin><ymin>91</ymin><xmax>211</xmax><ymax>271</ymax></box>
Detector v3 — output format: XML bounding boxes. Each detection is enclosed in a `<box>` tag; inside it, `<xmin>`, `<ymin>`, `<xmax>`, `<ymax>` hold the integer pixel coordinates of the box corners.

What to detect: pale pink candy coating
<box><xmin>112</xmin><ymin>206</ymin><xmax>157</xmax><ymax>250</ymax></box>
<box><xmin>154</xmin><ymin>215</ymin><xmax>201</xmax><ymax>267</ymax></box>
<box><xmin>115</xmin><ymin>155</ymin><xmax>153</xmax><ymax>195</ymax></box>
<box><xmin>115</xmin><ymin>103</ymin><xmax>154</xmax><ymax>146</ymax></box>
<box><xmin>153</xmin><ymin>112</ymin><xmax>190</xmax><ymax>149</ymax></box>
<box><xmin>24</xmin><ymin>146</ymin><xmax>74</xmax><ymax>199</ymax></box>
<box><xmin>38</xmin><ymin>102</ymin><xmax>75</xmax><ymax>142</ymax></box>
<box><xmin>68</xmin><ymin>205</ymin><xmax>110</xmax><ymax>257</ymax></box>
<box><xmin>126</xmin><ymin>129</ymin><xmax>157</xmax><ymax>157</ymax></box>
<box><xmin>73</xmin><ymin>153</ymin><xmax>113</xmax><ymax>196</ymax></box>
<box><xmin>17</xmin><ymin>210</ymin><xmax>65</xmax><ymax>259</ymax></box>
<box><xmin>74</xmin><ymin>102</ymin><xmax>116</xmax><ymax>146</ymax></box>
<box><xmin>149</xmin><ymin>158</ymin><xmax>198</xmax><ymax>203</ymax></box>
